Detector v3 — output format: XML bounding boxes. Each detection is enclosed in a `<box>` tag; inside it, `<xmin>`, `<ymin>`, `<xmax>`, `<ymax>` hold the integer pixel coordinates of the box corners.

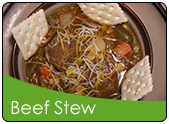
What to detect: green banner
<box><xmin>3</xmin><ymin>74</ymin><xmax>166</xmax><ymax>121</ymax></box>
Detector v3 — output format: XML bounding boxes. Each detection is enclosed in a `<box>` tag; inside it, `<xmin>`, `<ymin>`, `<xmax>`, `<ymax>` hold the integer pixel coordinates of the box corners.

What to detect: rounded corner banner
<box><xmin>3</xmin><ymin>74</ymin><xmax>166</xmax><ymax>122</ymax></box>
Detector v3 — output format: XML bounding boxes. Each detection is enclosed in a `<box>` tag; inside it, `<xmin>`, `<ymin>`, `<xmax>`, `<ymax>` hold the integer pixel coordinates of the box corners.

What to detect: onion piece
<box><xmin>95</xmin><ymin>38</ymin><xmax>106</xmax><ymax>51</ymax></box>
<box><xmin>59</xmin><ymin>13</ymin><xmax>73</xmax><ymax>27</ymax></box>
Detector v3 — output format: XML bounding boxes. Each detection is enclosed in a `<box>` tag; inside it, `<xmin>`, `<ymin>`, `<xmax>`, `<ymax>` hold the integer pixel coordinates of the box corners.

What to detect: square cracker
<box><xmin>121</xmin><ymin>55</ymin><xmax>153</xmax><ymax>100</ymax></box>
<box><xmin>12</xmin><ymin>9</ymin><xmax>48</xmax><ymax>60</ymax></box>
<box><xmin>77</xmin><ymin>3</ymin><xmax>127</xmax><ymax>25</ymax></box>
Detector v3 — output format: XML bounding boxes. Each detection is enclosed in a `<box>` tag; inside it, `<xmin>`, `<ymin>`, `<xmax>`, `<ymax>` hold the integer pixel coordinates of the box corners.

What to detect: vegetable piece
<box><xmin>116</xmin><ymin>62</ymin><xmax>126</xmax><ymax>72</ymax></box>
<box><xmin>98</xmin><ymin>53</ymin><xmax>102</xmax><ymax>59</ymax></box>
<box><xmin>26</xmin><ymin>48</ymin><xmax>44</xmax><ymax>78</ymax></box>
<box><xmin>105</xmin><ymin>40</ymin><xmax>114</xmax><ymax>50</ymax></box>
<box><xmin>27</xmin><ymin>63</ymin><xmax>37</xmax><ymax>78</ymax></box>
<box><xmin>59</xmin><ymin>12</ymin><xmax>73</xmax><ymax>27</ymax></box>
<box><xmin>113</xmin><ymin>41</ymin><xmax>132</xmax><ymax>57</ymax></box>
<box><xmin>116</xmin><ymin>27</ymin><xmax>133</xmax><ymax>43</ymax></box>
<box><xmin>40</xmin><ymin>65</ymin><xmax>50</xmax><ymax>80</ymax></box>
<box><xmin>133</xmin><ymin>46</ymin><xmax>139</xmax><ymax>53</ymax></box>
<box><xmin>95</xmin><ymin>38</ymin><xmax>106</xmax><ymax>51</ymax></box>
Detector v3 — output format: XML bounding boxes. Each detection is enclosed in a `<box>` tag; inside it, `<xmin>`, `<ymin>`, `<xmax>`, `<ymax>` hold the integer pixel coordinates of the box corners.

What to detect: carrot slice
<box><xmin>113</xmin><ymin>41</ymin><xmax>132</xmax><ymax>57</ymax></box>
<box><xmin>40</xmin><ymin>65</ymin><xmax>50</xmax><ymax>80</ymax></box>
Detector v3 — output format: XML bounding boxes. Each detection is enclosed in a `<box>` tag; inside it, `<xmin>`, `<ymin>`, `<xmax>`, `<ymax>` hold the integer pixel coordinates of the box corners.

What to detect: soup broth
<box><xmin>25</xmin><ymin>5</ymin><xmax>141</xmax><ymax>99</ymax></box>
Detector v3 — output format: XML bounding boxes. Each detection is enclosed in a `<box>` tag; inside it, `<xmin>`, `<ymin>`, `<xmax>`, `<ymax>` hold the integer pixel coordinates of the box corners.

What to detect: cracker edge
<box><xmin>121</xmin><ymin>55</ymin><xmax>153</xmax><ymax>100</ymax></box>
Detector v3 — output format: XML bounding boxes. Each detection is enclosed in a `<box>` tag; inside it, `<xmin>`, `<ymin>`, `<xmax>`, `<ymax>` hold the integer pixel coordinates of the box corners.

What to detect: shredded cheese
<box><xmin>99</xmin><ymin>64</ymin><xmax>111</xmax><ymax>80</ymax></box>
<box><xmin>76</xmin><ymin>39</ymin><xmax>79</xmax><ymax>58</ymax></box>
<box><xmin>54</xmin><ymin>63</ymin><xmax>67</xmax><ymax>71</ymax></box>
<box><xmin>41</xmin><ymin>15</ymin><xmax>124</xmax><ymax>97</ymax></box>
<box><xmin>63</xmin><ymin>28</ymin><xmax>69</xmax><ymax>40</ymax></box>
<box><xmin>94</xmin><ymin>73</ymin><xmax>100</xmax><ymax>89</ymax></box>
<box><xmin>78</xmin><ymin>34</ymin><xmax>97</xmax><ymax>38</ymax></box>
<box><xmin>57</xmin><ymin>87</ymin><xmax>61</xmax><ymax>92</ymax></box>
<box><xmin>57</xmin><ymin>29</ymin><xmax>65</xmax><ymax>50</ymax></box>
<box><xmin>79</xmin><ymin>69</ymin><xmax>88</xmax><ymax>82</ymax></box>
<box><xmin>52</xmin><ymin>56</ymin><xmax>83</xmax><ymax>62</ymax></box>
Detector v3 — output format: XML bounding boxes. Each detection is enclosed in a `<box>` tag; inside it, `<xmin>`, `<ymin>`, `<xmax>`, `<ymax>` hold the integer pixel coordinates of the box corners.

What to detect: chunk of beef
<box><xmin>44</xmin><ymin>38</ymin><xmax>77</xmax><ymax>72</ymax></box>
<box><xmin>96</xmin><ymin>72</ymin><xmax>120</xmax><ymax>98</ymax></box>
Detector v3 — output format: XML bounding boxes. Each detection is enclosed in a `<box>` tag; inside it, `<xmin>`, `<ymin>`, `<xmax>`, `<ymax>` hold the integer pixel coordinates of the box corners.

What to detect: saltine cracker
<box><xmin>77</xmin><ymin>3</ymin><xmax>128</xmax><ymax>25</ymax></box>
<box><xmin>121</xmin><ymin>55</ymin><xmax>153</xmax><ymax>100</ymax></box>
<box><xmin>12</xmin><ymin>9</ymin><xmax>48</xmax><ymax>60</ymax></box>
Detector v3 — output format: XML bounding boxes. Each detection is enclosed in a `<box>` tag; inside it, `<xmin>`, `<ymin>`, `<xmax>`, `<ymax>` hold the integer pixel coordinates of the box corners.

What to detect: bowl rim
<box><xmin>119</xmin><ymin>3</ymin><xmax>153</xmax><ymax>70</ymax></box>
